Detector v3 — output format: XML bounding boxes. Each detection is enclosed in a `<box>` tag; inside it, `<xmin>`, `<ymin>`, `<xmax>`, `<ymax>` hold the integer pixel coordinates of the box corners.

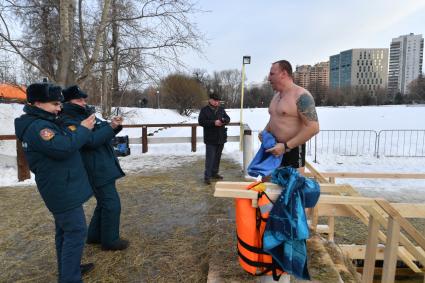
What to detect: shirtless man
<box><xmin>260</xmin><ymin>60</ymin><xmax>319</xmax><ymax>173</ymax></box>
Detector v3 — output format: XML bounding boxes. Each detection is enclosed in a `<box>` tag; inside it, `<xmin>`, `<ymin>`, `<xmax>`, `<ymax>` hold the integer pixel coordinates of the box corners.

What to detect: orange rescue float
<box><xmin>235</xmin><ymin>186</ymin><xmax>285</xmax><ymax>278</ymax></box>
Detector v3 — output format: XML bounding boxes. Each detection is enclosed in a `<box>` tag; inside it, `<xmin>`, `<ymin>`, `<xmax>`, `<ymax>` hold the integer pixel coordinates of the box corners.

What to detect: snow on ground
<box><xmin>1</xmin><ymin>103</ymin><xmax>425</xmax><ymax>200</ymax></box>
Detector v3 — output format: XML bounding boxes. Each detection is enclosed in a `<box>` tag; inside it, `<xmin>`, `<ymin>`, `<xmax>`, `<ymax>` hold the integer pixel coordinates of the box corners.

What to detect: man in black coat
<box><xmin>15</xmin><ymin>83</ymin><xmax>96</xmax><ymax>282</ymax></box>
<box><xmin>198</xmin><ymin>93</ymin><xmax>230</xmax><ymax>185</ymax></box>
<box><xmin>59</xmin><ymin>85</ymin><xmax>129</xmax><ymax>251</ymax></box>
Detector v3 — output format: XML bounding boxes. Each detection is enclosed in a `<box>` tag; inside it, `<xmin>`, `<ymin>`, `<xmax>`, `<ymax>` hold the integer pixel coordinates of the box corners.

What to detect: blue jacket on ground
<box><xmin>247</xmin><ymin>131</ymin><xmax>283</xmax><ymax>177</ymax></box>
<box><xmin>14</xmin><ymin>105</ymin><xmax>93</xmax><ymax>214</ymax></box>
<box><xmin>59</xmin><ymin>103</ymin><xmax>125</xmax><ymax>187</ymax></box>
<box><xmin>263</xmin><ymin>167</ymin><xmax>320</xmax><ymax>280</ymax></box>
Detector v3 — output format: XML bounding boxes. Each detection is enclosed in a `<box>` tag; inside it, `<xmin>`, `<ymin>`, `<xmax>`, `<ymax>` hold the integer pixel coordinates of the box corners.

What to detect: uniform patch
<box><xmin>40</xmin><ymin>128</ymin><xmax>55</xmax><ymax>141</ymax></box>
<box><xmin>68</xmin><ymin>125</ymin><xmax>77</xmax><ymax>131</ymax></box>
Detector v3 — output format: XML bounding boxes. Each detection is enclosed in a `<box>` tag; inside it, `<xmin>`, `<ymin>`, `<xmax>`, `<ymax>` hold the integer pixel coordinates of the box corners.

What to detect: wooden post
<box><xmin>142</xmin><ymin>126</ymin><xmax>148</xmax><ymax>153</ymax></box>
<box><xmin>191</xmin><ymin>126</ymin><xmax>197</xmax><ymax>152</ymax></box>
<box><xmin>16</xmin><ymin>139</ymin><xmax>30</xmax><ymax>181</ymax></box>
<box><xmin>242</xmin><ymin>125</ymin><xmax>253</xmax><ymax>176</ymax></box>
<box><xmin>381</xmin><ymin>216</ymin><xmax>400</xmax><ymax>283</ymax></box>
<box><xmin>362</xmin><ymin>215</ymin><xmax>380</xmax><ymax>283</ymax></box>
<box><xmin>327</xmin><ymin>216</ymin><xmax>335</xmax><ymax>242</ymax></box>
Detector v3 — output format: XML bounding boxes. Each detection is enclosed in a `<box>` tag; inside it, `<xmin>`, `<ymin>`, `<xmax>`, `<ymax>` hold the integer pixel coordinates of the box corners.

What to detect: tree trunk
<box><xmin>100</xmin><ymin>26</ymin><xmax>111</xmax><ymax>118</ymax></box>
<box><xmin>58</xmin><ymin>0</ymin><xmax>75</xmax><ymax>86</ymax></box>
<box><xmin>111</xmin><ymin>0</ymin><xmax>120</xmax><ymax>107</ymax></box>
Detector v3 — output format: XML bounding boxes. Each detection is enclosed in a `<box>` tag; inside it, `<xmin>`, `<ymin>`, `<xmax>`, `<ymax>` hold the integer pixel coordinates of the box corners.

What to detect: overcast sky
<box><xmin>181</xmin><ymin>0</ymin><xmax>425</xmax><ymax>84</ymax></box>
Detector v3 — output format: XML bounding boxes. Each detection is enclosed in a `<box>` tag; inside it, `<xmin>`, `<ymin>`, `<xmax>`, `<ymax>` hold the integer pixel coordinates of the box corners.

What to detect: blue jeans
<box><xmin>204</xmin><ymin>144</ymin><xmax>224</xmax><ymax>179</ymax></box>
<box><xmin>87</xmin><ymin>181</ymin><xmax>121</xmax><ymax>246</ymax></box>
<box><xmin>53</xmin><ymin>206</ymin><xmax>87</xmax><ymax>283</ymax></box>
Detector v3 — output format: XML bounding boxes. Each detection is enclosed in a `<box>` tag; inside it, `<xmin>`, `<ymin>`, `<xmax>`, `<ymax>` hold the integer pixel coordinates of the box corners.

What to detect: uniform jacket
<box><xmin>59</xmin><ymin>103</ymin><xmax>125</xmax><ymax>187</ymax></box>
<box><xmin>14</xmin><ymin>105</ymin><xmax>93</xmax><ymax>214</ymax></box>
<box><xmin>198</xmin><ymin>104</ymin><xmax>230</xmax><ymax>144</ymax></box>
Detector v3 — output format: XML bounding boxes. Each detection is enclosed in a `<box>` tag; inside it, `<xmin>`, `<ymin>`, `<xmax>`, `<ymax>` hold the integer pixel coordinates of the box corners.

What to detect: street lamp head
<box><xmin>243</xmin><ymin>56</ymin><xmax>251</xmax><ymax>65</ymax></box>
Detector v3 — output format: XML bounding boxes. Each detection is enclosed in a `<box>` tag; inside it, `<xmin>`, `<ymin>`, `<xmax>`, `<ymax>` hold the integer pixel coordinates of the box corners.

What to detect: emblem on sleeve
<box><xmin>40</xmin><ymin>128</ymin><xmax>55</xmax><ymax>141</ymax></box>
<box><xmin>68</xmin><ymin>125</ymin><xmax>77</xmax><ymax>131</ymax></box>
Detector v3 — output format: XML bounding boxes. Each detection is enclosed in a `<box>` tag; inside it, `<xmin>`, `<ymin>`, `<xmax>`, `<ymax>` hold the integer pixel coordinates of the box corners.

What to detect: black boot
<box><xmin>81</xmin><ymin>263</ymin><xmax>94</xmax><ymax>276</ymax></box>
<box><xmin>86</xmin><ymin>238</ymin><xmax>100</xmax><ymax>245</ymax></box>
<box><xmin>204</xmin><ymin>178</ymin><xmax>211</xmax><ymax>185</ymax></box>
<box><xmin>101</xmin><ymin>239</ymin><xmax>130</xmax><ymax>251</ymax></box>
<box><xmin>212</xmin><ymin>174</ymin><xmax>223</xmax><ymax>180</ymax></box>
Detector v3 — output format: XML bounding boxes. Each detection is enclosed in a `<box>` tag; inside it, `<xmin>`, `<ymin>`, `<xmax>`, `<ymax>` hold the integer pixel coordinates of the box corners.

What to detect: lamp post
<box><xmin>240</xmin><ymin>55</ymin><xmax>251</xmax><ymax>151</ymax></box>
<box><xmin>156</xmin><ymin>90</ymin><xmax>160</xmax><ymax>109</ymax></box>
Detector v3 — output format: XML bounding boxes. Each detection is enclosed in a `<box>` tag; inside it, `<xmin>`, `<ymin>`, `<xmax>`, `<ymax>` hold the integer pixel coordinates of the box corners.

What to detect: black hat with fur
<box><xmin>62</xmin><ymin>85</ymin><xmax>88</xmax><ymax>102</ymax></box>
<box><xmin>26</xmin><ymin>83</ymin><xmax>64</xmax><ymax>104</ymax></box>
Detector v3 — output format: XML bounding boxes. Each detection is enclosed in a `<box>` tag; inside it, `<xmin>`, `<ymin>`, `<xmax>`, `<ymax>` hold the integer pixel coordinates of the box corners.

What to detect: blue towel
<box><xmin>247</xmin><ymin>131</ymin><xmax>283</xmax><ymax>177</ymax></box>
<box><xmin>263</xmin><ymin>167</ymin><xmax>320</xmax><ymax>280</ymax></box>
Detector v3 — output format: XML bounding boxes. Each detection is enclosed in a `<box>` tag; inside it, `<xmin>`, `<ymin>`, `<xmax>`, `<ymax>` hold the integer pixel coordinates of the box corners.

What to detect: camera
<box><xmin>86</xmin><ymin>105</ymin><xmax>96</xmax><ymax>115</ymax></box>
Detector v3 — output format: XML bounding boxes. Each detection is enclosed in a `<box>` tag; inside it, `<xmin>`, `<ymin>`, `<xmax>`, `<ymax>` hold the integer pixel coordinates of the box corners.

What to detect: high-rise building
<box><xmin>388</xmin><ymin>33</ymin><xmax>424</xmax><ymax>95</ymax></box>
<box><xmin>330</xmin><ymin>48</ymin><xmax>388</xmax><ymax>94</ymax></box>
<box><xmin>294</xmin><ymin>61</ymin><xmax>329</xmax><ymax>89</ymax></box>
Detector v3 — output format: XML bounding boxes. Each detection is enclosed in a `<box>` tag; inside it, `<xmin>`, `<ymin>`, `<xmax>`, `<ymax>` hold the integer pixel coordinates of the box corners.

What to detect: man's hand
<box><xmin>265</xmin><ymin>143</ymin><xmax>285</xmax><ymax>156</ymax></box>
<box><xmin>81</xmin><ymin>114</ymin><xmax>96</xmax><ymax>130</ymax></box>
<box><xmin>214</xmin><ymin>119</ymin><xmax>224</xmax><ymax>127</ymax></box>
<box><xmin>111</xmin><ymin>116</ymin><xmax>123</xmax><ymax>129</ymax></box>
<box><xmin>258</xmin><ymin>131</ymin><xmax>263</xmax><ymax>142</ymax></box>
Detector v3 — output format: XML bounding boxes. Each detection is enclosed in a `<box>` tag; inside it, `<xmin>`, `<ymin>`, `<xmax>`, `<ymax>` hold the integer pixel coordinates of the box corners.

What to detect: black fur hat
<box><xmin>209</xmin><ymin>92</ymin><xmax>221</xmax><ymax>101</ymax></box>
<box><xmin>62</xmin><ymin>85</ymin><xmax>88</xmax><ymax>102</ymax></box>
<box><xmin>26</xmin><ymin>83</ymin><xmax>64</xmax><ymax>104</ymax></box>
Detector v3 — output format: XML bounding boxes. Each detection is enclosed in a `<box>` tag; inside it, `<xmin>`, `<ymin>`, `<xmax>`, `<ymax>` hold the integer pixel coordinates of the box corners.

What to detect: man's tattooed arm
<box><xmin>296</xmin><ymin>93</ymin><xmax>318</xmax><ymax>121</ymax></box>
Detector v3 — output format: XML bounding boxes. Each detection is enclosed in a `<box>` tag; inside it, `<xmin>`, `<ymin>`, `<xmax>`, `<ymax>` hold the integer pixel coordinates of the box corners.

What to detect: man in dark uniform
<box><xmin>59</xmin><ymin>85</ymin><xmax>129</xmax><ymax>251</ymax></box>
<box><xmin>14</xmin><ymin>83</ymin><xmax>96</xmax><ymax>282</ymax></box>
<box><xmin>198</xmin><ymin>92</ymin><xmax>230</xmax><ymax>185</ymax></box>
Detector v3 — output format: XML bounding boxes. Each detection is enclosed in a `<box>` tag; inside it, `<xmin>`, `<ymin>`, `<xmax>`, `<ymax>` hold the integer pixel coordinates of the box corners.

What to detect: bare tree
<box><xmin>161</xmin><ymin>73</ymin><xmax>207</xmax><ymax>116</ymax></box>
<box><xmin>0</xmin><ymin>0</ymin><xmax>204</xmax><ymax>115</ymax></box>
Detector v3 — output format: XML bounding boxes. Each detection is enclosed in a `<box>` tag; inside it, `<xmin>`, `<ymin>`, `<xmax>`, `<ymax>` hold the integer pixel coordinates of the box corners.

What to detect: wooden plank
<box><xmin>0</xmin><ymin>134</ymin><xmax>16</xmax><ymax>140</ymax></box>
<box><xmin>304</xmin><ymin>172</ymin><xmax>425</xmax><ymax>179</ymax></box>
<box><xmin>16</xmin><ymin>139</ymin><xmax>30</xmax><ymax>181</ymax></box>
<box><xmin>305</xmin><ymin>162</ymin><xmax>328</xmax><ymax>183</ymax></box>
<box><xmin>364</xmin><ymin>206</ymin><xmax>424</xmax><ymax>272</ymax></box>
<box><xmin>216</xmin><ymin>181</ymin><xmax>355</xmax><ymax>194</ymax></box>
<box><xmin>191</xmin><ymin>126</ymin><xmax>196</xmax><ymax>152</ymax></box>
<box><xmin>376</xmin><ymin>199</ymin><xmax>425</xmax><ymax>250</ymax></box>
<box><xmin>317</xmin><ymin>204</ymin><xmax>355</xmax><ymax>217</ymax></box>
<box><xmin>382</xmin><ymin>217</ymin><xmax>400</xmax><ymax>283</ymax></box>
<box><xmin>362</xmin><ymin>215</ymin><xmax>380</xmax><ymax>283</ymax></box>
<box><xmin>316</xmin><ymin>203</ymin><xmax>425</xmax><ymax>218</ymax></box>
<box><xmin>327</xmin><ymin>216</ymin><xmax>335</xmax><ymax>241</ymax></box>
<box><xmin>214</xmin><ymin>186</ymin><xmax>377</xmax><ymax>206</ymax></box>
<box><xmin>123</xmin><ymin>122</ymin><xmax>241</xmax><ymax>128</ymax></box>
<box><xmin>341</xmin><ymin>245</ymin><xmax>425</xmax><ymax>262</ymax></box>
<box><xmin>356</xmin><ymin>267</ymin><xmax>423</xmax><ymax>277</ymax></box>
<box><xmin>390</xmin><ymin>203</ymin><xmax>425</xmax><ymax>218</ymax></box>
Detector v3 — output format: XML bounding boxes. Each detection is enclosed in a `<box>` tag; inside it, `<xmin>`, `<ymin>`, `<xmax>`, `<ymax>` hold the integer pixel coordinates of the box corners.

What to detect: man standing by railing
<box><xmin>198</xmin><ymin>92</ymin><xmax>230</xmax><ymax>185</ymax></box>
<box><xmin>260</xmin><ymin>60</ymin><xmax>320</xmax><ymax>173</ymax></box>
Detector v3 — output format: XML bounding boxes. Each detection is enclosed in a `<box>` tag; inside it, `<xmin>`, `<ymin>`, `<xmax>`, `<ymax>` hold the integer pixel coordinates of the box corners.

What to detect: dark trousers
<box><xmin>204</xmin><ymin>144</ymin><xmax>224</xmax><ymax>179</ymax></box>
<box><xmin>87</xmin><ymin>181</ymin><xmax>121</xmax><ymax>247</ymax></box>
<box><xmin>53</xmin><ymin>206</ymin><xmax>87</xmax><ymax>283</ymax></box>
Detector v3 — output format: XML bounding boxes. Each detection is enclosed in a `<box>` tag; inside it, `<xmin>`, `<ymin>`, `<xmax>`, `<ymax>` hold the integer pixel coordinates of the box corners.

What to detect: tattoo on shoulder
<box><xmin>296</xmin><ymin>93</ymin><xmax>318</xmax><ymax>121</ymax></box>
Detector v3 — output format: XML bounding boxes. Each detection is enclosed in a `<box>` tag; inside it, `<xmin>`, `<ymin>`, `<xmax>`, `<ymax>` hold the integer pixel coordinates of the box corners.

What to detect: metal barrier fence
<box><xmin>252</xmin><ymin>129</ymin><xmax>425</xmax><ymax>160</ymax></box>
<box><xmin>377</xmin><ymin>130</ymin><xmax>425</xmax><ymax>157</ymax></box>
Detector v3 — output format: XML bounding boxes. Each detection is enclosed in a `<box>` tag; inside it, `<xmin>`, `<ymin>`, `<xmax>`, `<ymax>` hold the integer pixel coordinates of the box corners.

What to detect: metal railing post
<box><xmin>242</xmin><ymin>124</ymin><xmax>253</xmax><ymax>176</ymax></box>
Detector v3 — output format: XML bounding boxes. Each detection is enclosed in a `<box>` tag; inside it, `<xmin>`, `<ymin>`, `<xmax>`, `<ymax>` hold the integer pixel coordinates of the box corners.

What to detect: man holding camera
<box><xmin>198</xmin><ymin>92</ymin><xmax>230</xmax><ymax>185</ymax></box>
<box><xmin>15</xmin><ymin>82</ymin><xmax>96</xmax><ymax>282</ymax></box>
<box><xmin>59</xmin><ymin>85</ymin><xmax>129</xmax><ymax>251</ymax></box>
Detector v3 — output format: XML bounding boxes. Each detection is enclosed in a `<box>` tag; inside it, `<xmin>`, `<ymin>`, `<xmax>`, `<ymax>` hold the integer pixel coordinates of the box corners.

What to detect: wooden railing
<box><xmin>122</xmin><ymin>122</ymin><xmax>243</xmax><ymax>153</ymax></box>
<box><xmin>214</xmin><ymin>162</ymin><xmax>425</xmax><ymax>283</ymax></box>
<box><xmin>0</xmin><ymin>135</ymin><xmax>30</xmax><ymax>181</ymax></box>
